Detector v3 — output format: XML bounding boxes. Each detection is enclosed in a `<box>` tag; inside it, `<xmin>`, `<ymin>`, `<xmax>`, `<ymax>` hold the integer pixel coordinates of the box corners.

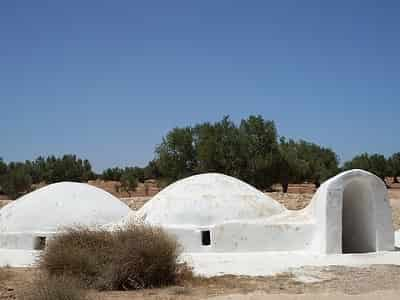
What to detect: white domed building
<box><xmin>122</xmin><ymin>171</ymin><xmax>394</xmax><ymax>254</ymax></box>
<box><xmin>0</xmin><ymin>182</ymin><xmax>131</xmax><ymax>265</ymax></box>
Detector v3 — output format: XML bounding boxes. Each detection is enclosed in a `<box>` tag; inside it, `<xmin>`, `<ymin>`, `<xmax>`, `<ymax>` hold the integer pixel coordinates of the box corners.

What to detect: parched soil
<box><xmin>2</xmin><ymin>265</ymin><xmax>400</xmax><ymax>299</ymax></box>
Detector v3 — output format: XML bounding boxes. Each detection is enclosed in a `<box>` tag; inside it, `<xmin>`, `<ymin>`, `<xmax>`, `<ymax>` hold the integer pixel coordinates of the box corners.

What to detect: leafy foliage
<box><xmin>155</xmin><ymin>126</ymin><xmax>196</xmax><ymax>183</ymax></box>
<box><xmin>1</xmin><ymin>115</ymin><xmax>398</xmax><ymax>197</ymax></box>
<box><xmin>277</xmin><ymin>138</ymin><xmax>308</xmax><ymax>192</ymax></box>
<box><xmin>343</xmin><ymin>153</ymin><xmax>388</xmax><ymax>182</ymax></box>
<box><xmin>0</xmin><ymin>162</ymin><xmax>32</xmax><ymax>199</ymax></box>
<box><xmin>0</xmin><ymin>155</ymin><xmax>95</xmax><ymax>199</ymax></box>
<box><xmin>154</xmin><ymin>115</ymin><xmax>340</xmax><ymax>190</ymax></box>
<box><xmin>120</xmin><ymin>169</ymin><xmax>139</xmax><ymax>196</ymax></box>
<box><xmin>388</xmin><ymin>153</ymin><xmax>400</xmax><ymax>183</ymax></box>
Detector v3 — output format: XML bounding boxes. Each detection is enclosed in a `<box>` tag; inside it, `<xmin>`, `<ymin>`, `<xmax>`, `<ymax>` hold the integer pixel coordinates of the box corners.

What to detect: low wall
<box><xmin>0</xmin><ymin>232</ymin><xmax>55</xmax><ymax>250</ymax></box>
<box><xmin>164</xmin><ymin>221</ymin><xmax>315</xmax><ymax>253</ymax></box>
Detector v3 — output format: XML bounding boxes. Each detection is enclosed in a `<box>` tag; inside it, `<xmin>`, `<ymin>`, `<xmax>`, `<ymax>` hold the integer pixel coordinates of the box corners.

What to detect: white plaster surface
<box><xmin>0</xmin><ymin>182</ymin><xmax>131</xmax><ymax>253</ymax></box>
<box><xmin>395</xmin><ymin>231</ymin><xmax>400</xmax><ymax>247</ymax></box>
<box><xmin>0</xmin><ymin>249</ymin><xmax>40</xmax><ymax>267</ymax></box>
<box><xmin>126</xmin><ymin>173</ymin><xmax>286</xmax><ymax>226</ymax></box>
<box><xmin>307</xmin><ymin>169</ymin><xmax>394</xmax><ymax>254</ymax></box>
<box><xmin>116</xmin><ymin>170</ymin><xmax>395</xmax><ymax>255</ymax></box>
<box><xmin>0</xmin><ymin>182</ymin><xmax>131</xmax><ymax>233</ymax></box>
<box><xmin>181</xmin><ymin>251</ymin><xmax>400</xmax><ymax>277</ymax></box>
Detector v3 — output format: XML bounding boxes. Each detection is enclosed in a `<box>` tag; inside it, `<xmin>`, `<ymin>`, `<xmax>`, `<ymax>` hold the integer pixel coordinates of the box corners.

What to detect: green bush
<box><xmin>39</xmin><ymin>225</ymin><xmax>192</xmax><ymax>291</ymax></box>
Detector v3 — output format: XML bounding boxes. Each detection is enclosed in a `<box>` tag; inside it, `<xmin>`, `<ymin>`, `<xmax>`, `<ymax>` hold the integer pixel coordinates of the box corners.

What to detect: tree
<box><xmin>30</xmin><ymin>156</ymin><xmax>47</xmax><ymax>184</ymax></box>
<box><xmin>155</xmin><ymin>126</ymin><xmax>196</xmax><ymax>182</ymax></box>
<box><xmin>388</xmin><ymin>153</ymin><xmax>400</xmax><ymax>183</ymax></box>
<box><xmin>102</xmin><ymin>167</ymin><xmax>124</xmax><ymax>181</ymax></box>
<box><xmin>40</xmin><ymin>155</ymin><xmax>95</xmax><ymax>183</ymax></box>
<box><xmin>277</xmin><ymin>138</ymin><xmax>308</xmax><ymax>193</ymax></box>
<box><xmin>0</xmin><ymin>158</ymin><xmax>7</xmax><ymax>177</ymax></box>
<box><xmin>120</xmin><ymin>171</ymin><xmax>138</xmax><ymax>197</ymax></box>
<box><xmin>296</xmin><ymin>141</ymin><xmax>339</xmax><ymax>188</ymax></box>
<box><xmin>82</xmin><ymin>159</ymin><xmax>95</xmax><ymax>181</ymax></box>
<box><xmin>343</xmin><ymin>153</ymin><xmax>388</xmax><ymax>184</ymax></box>
<box><xmin>238</xmin><ymin>115</ymin><xmax>280</xmax><ymax>189</ymax></box>
<box><xmin>143</xmin><ymin>160</ymin><xmax>161</xmax><ymax>180</ymax></box>
<box><xmin>1</xmin><ymin>162</ymin><xmax>32</xmax><ymax>199</ymax></box>
<box><xmin>0</xmin><ymin>158</ymin><xmax>8</xmax><ymax>194</ymax></box>
<box><xmin>194</xmin><ymin>116</ymin><xmax>242</xmax><ymax>177</ymax></box>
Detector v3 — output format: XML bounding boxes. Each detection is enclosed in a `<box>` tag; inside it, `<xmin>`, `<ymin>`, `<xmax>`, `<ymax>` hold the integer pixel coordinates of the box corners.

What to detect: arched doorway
<box><xmin>342</xmin><ymin>179</ymin><xmax>377</xmax><ymax>253</ymax></box>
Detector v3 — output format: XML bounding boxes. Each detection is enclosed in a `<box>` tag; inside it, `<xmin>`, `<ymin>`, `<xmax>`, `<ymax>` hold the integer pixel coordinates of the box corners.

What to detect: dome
<box><xmin>0</xmin><ymin>182</ymin><xmax>131</xmax><ymax>233</ymax></box>
<box><xmin>134</xmin><ymin>173</ymin><xmax>286</xmax><ymax>226</ymax></box>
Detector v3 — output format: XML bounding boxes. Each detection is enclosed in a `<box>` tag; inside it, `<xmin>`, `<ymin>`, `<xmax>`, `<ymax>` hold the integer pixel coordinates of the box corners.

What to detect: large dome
<box><xmin>135</xmin><ymin>173</ymin><xmax>286</xmax><ymax>226</ymax></box>
<box><xmin>0</xmin><ymin>182</ymin><xmax>131</xmax><ymax>233</ymax></box>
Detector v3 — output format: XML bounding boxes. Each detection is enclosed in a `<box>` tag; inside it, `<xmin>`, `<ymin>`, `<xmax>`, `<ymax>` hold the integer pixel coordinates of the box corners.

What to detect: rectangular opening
<box><xmin>34</xmin><ymin>236</ymin><xmax>46</xmax><ymax>250</ymax></box>
<box><xmin>201</xmin><ymin>230</ymin><xmax>211</xmax><ymax>246</ymax></box>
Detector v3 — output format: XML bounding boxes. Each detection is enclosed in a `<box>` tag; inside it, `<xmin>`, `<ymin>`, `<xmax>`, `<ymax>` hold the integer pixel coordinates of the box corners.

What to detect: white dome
<box><xmin>0</xmin><ymin>182</ymin><xmax>131</xmax><ymax>233</ymax></box>
<box><xmin>134</xmin><ymin>173</ymin><xmax>286</xmax><ymax>226</ymax></box>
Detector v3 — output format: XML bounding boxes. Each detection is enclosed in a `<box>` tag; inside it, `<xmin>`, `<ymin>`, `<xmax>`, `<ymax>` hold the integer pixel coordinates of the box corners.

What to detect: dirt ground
<box><xmin>1</xmin><ymin>265</ymin><xmax>400</xmax><ymax>299</ymax></box>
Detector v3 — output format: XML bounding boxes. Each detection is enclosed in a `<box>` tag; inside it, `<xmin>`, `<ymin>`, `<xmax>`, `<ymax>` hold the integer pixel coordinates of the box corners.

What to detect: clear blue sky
<box><xmin>1</xmin><ymin>1</ymin><xmax>399</xmax><ymax>172</ymax></box>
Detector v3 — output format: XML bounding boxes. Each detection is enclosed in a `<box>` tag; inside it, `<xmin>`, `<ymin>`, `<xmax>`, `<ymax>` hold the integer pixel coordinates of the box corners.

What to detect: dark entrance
<box><xmin>342</xmin><ymin>180</ymin><xmax>376</xmax><ymax>253</ymax></box>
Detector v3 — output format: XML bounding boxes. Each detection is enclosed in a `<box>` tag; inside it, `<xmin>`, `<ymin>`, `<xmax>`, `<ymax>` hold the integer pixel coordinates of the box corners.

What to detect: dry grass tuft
<box><xmin>39</xmin><ymin>224</ymin><xmax>193</xmax><ymax>291</ymax></box>
<box><xmin>19</xmin><ymin>275</ymin><xmax>89</xmax><ymax>300</ymax></box>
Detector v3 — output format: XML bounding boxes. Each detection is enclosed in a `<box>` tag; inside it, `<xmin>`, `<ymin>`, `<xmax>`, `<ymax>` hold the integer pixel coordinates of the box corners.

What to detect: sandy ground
<box><xmin>1</xmin><ymin>265</ymin><xmax>400</xmax><ymax>300</ymax></box>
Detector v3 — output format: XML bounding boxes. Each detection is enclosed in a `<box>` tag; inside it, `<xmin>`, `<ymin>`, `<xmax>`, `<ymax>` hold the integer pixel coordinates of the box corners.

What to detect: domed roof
<box><xmin>135</xmin><ymin>173</ymin><xmax>286</xmax><ymax>226</ymax></box>
<box><xmin>0</xmin><ymin>182</ymin><xmax>131</xmax><ymax>233</ymax></box>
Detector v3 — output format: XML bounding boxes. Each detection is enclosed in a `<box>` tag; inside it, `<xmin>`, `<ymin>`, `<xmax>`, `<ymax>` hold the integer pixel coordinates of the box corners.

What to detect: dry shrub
<box><xmin>20</xmin><ymin>275</ymin><xmax>89</xmax><ymax>300</ymax></box>
<box><xmin>40</xmin><ymin>227</ymin><xmax>114</xmax><ymax>287</ymax></box>
<box><xmin>40</xmin><ymin>224</ymin><xmax>192</xmax><ymax>290</ymax></box>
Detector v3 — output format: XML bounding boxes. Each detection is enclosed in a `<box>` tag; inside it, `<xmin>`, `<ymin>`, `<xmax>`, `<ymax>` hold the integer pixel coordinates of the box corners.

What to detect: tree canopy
<box><xmin>0</xmin><ymin>115</ymin><xmax>398</xmax><ymax>198</ymax></box>
<box><xmin>343</xmin><ymin>153</ymin><xmax>388</xmax><ymax>183</ymax></box>
<box><xmin>153</xmin><ymin>115</ymin><xmax>340</xmax><ymax>191</ymax></box>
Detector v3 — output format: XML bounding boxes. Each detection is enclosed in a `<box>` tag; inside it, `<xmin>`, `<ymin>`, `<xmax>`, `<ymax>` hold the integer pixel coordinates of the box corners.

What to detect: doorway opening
<box><xmin>342</xmin><ymin>180</ymin><xmax>376</xmax><ymax>253</ymax></box>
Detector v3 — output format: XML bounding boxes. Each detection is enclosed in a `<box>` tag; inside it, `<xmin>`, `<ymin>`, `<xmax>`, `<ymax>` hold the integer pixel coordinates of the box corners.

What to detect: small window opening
<box><xmin>34</xmin><ymin>236</ymin><xmax>46</xmax><ymax>250</ymax></box>
<box><xmin>201</xmin><ymin>230</ymin><xmax>211</xmax><ymax>246</ymax></box>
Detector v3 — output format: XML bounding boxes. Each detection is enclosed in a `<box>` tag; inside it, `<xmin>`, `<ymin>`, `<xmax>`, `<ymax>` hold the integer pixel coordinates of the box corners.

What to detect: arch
<box><xmin>341</xmin><ymin>179</ymin><xmax>376</xmax><ymax>253</ymax></box>
<box><xmin>309</xmin><ymin>169</ymin><xmax>394</xmax><ymax>254</ymax></box>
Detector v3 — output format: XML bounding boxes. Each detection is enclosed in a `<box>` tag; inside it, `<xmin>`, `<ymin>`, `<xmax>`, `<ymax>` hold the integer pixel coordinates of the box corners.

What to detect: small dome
<box><xmin>0</xmin><ymin>182</ymin><xmax>131</xmax><ymax>233</ymax></box>
<box><xmin>135</xmin><ymin>173</ymin><xmax>285</xmax><ymax>226</ymax></box>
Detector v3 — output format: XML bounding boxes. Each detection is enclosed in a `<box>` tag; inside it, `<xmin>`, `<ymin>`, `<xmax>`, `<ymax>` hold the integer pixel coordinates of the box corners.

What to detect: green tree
<box><xmin>102</xmin><ymin>167</ymin><xmax>124</xmax><ymax>181</ymax></box>
<box><xmin>0</xmin><ymin>158</ymin><xmax>8</xmax><ymax>194</ymax></box>
<box><xmin>296</xmin><ymin>140</ymin><xmax>339</xmax><ymax>188</ymax></box>
<box><xmin>155</xmin><ymin>126</ymin><xmax>196</xmax><ymax>182</ymax></box>
<box><xmin>388</xmin><ymin>153</ymin><xmax>400</xmax><ymax>183</ymax></box>
<box><xmin>120</xmin><ymin>171</ymin><xmax>138</xmax><ymax>196</ymax></box>
<box><xmin>0</xmin><ymin>158</ymin><xmax>7</xmax><ymax>177</ymax></box>
<box><xmin>194</xmin><ymin>116</ymin><xmax>242</xmax><ymax>177</ymax></box>
<box><xmin>239</xmin><ymin>115</ymin><xmax>280</xmax><ymax>189</ymax></box>
<box><xmin>343</xmin><ymin>153</ymin><xmax>388</xmax><ymax>184</ymax></box>
<box><xmin>41</xmin><ymin>155</ymin><xmax>94</xmax><ymax>183</ymax></box>
<box><xmin>30</xmin><ymin>156</ymin><xmax>47</xmax><ymax>184</ymax></box>
<box><xmin>277</xmin><ymin>138</ymin><xmax>308</xmax><ymax>193</ymax></box>
<box><xmin>143</xmin><ymin>160</ymin><xmax>161</xmax><ymax>180</ymax></box>
<box><xmin>1</xmin><ymin>162</ymin><xmax>32</xmax><ymax>199</ymax></box>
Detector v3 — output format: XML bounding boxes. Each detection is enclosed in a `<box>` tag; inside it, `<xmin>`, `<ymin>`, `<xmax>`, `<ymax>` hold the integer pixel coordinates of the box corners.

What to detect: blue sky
<box><xmin>0</xmin><ymin>1</ymin><xmax>399</xmax><ymax>172</ymax></box>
